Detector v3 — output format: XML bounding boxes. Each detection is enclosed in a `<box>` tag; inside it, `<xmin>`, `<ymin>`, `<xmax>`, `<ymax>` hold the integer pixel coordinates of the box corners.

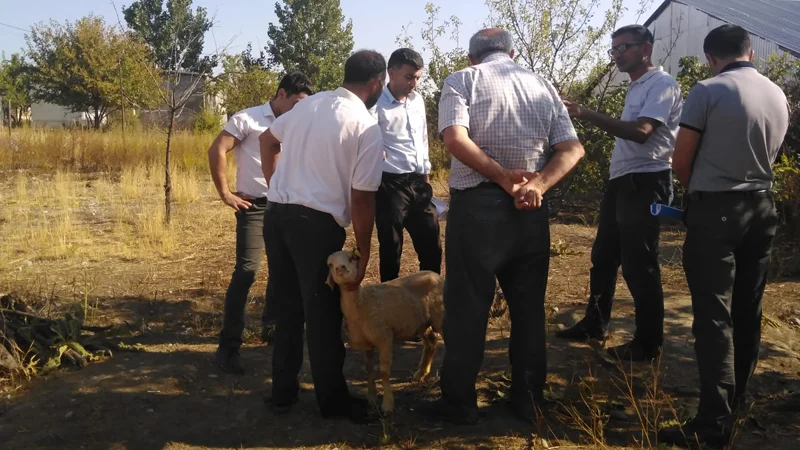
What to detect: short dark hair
<box><xmin>276</xmin><ymin>71</ymin><xmax>314</xmax><ymax>97</ymax></box>
<box><xmin>611</xmin><ymin>24</ymin><xmax>654</xmax><ymax>44</ymax></box>
<box><xmin>703</xmin><ymin>24</ymin><xmax>751</xmax><ymax>59</ymax></box>
<box><xmin>343</xmin><ymin>50</ymin><xmax>387</xmax><ymax>84</ymax></box>
<box><xmin>388</xmin><ymin>48</ymin><xmax>424</xmax><ymax>71</ymax></box>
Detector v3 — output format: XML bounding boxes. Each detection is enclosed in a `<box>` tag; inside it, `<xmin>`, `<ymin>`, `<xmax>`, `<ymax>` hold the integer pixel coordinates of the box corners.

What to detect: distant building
<box><xmin>603</xmin><ymin>0</ymin><xmax>800</xmax><ymax>88</ymax></box>
<box><xmin>28</xmin><ymin>70</ymin><xmax>224</xmax><ymax>129</ymax></box>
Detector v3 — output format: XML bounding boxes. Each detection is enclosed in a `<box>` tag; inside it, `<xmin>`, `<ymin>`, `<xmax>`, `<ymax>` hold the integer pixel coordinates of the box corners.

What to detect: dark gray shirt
<box><xmin>680</xmin><ymin>62</ymin><xmax>789</xmax><ymax>193</ymax></box>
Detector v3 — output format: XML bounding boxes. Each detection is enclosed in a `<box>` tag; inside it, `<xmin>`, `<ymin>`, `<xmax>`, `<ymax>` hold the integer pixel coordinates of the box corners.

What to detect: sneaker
<box><xmin>555</xmin><ymin>317</ymin><xmax>608</xmax><ymax>341</ymax></box>
<box><xmin>657</xmin><ymin>417</ymin><xmax>731</xmax><ymax>448</ymax></box>
<box><xmin>607</xmin><ymin>340</ymin><xmax>661</xmax><ymax>362</ymax></box>
<box><xmin>215</xmin><ymin>346</ymin><xmax>245</xmax><ymax>375</ymax></box>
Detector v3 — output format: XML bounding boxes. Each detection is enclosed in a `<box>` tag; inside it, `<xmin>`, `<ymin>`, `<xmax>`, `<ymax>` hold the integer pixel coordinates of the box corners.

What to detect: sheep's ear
<box><xmin>325</xmin><ymin>270</ymin><xmax>335</xmax><ymax>290</ymax></box>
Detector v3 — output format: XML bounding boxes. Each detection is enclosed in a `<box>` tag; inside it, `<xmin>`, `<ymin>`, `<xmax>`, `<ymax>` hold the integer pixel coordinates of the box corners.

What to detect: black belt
<box><xmin>688</xmin><ymin>189</ymin><xmax>770</xmax><ymax>201</ymax></box>
<box><xmin>252</xmin><ymin>197</ymin><xmax>268</xmax><ymax>206</ymax></box>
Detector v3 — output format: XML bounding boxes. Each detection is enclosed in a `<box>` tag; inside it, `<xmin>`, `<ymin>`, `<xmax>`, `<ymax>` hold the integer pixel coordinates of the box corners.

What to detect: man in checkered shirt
<box><xmin>416</xmin><ymin>28</ymin><xmax>585</xmax><ymax>425</ymax></box>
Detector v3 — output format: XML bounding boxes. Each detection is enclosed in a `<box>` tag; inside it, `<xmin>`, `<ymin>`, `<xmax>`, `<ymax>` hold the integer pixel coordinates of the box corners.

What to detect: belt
<box><xmin>449</xmin><ymin>181</ymin><xmax>503</xmax><ymax>196</ymax></box>
<box><xmin>688</xmin><ymin>189</ymin><xmax>770</xmax><ymax>201</ymax></box>
<box><xmin>252</xmin><ymin>197</ymin><xmax>268</xmax><ymax>206</ymax></box>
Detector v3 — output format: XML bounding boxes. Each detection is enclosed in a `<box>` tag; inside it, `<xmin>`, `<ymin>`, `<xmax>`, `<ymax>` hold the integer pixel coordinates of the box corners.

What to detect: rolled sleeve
<box><xmin>438</xmin><ymin>74</ymin><xmax>470</xmax><ymax>134</ymax></box>
<box><xmin>352</xmin><ymin>123</ymin><xmax>385</xmax><ymax>192</ymax></box>
<box><xmin>545</xmin><ymin>80</ymin><xmax>578</xmax><ymax>145</ymax></box>
<box><xmin>639</xmin><ymin>80</ymin><xmax>680</xmax><ymax>125</ymax></box>
<box><xmin>679</xmin><ymin>83</ymin><xmax>710</xmax><ymax>133</ymax></box>
<box><xmin>223</xmin><ymin>113</ymin><xmax>248</xmax><ymax>141</ymax></box>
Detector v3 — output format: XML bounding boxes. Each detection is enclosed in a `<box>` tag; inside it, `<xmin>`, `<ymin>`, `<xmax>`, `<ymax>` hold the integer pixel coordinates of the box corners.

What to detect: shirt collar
<box><xmin>382</xmin><ymin>84</ymin><xmax>416</xmax><ymax>104</ymax></box>
<box><xmin>262</xmin><ymin>101</ymin><xmax>276</xmax><ymax>118</ymax></box>
<box><xmin>720</xmin><ymin>61</ymin><xmax>755</xmax><ymax>74</ymax></box>
<box><xmin>631</xmin><ymin>66</ymin><xmax>662</xmax><ymax>85</ymax></box>
<box><xmin>481</xmin><ymin>52</ymin><xmax>512</xmax><ymax>64</ymax></box>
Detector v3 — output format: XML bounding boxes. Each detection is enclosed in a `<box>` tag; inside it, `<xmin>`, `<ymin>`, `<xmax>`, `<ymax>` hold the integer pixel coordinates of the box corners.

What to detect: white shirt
<box><xmin>370</xmin><ymin>86</ymin><xmax>430</xmax><ymax>175</ymax></box>
<box><xmin>609</xmin><ymin>67</ymin><xmax>682</xmax><ymax>179</ymax></box>
<box><xmin>223</xmin><ymin>102</ymin><xmax>276</xmax><ymax>197</ymax></box>
<box><xmin>266</xmin><ymin>87</ymin><xmax>385</xmax><ymax>228</ymax></box>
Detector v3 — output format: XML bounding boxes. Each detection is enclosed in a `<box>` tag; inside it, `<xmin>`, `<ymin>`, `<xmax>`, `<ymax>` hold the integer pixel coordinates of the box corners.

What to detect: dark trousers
<box><xmin>375</xmin><ymin>172</ymin><xmax>442</xmax><ymax>281</ymax></box>
<box><xmin>585</xmin><ymin>170</ymin><xmax>672</xmax><ymax>348</ymax></box>
<box><xmin>264</xmin><ymin>202</ymin><xmax>351</xmax><ymax>414</ymax></box>
<box><xmin>440</xmin><ymin>183</ymin><xmax>551</xmax><ymax>414</ymax></box>
<box><xmin>683</xmin><ymin>190</ymin><xmax>778</xmax><ymax>429</ymax></box>
<box><xmin>218</xmin><ymin>198</ymin><xmax>276</xmax><ymax>349</ymax></box>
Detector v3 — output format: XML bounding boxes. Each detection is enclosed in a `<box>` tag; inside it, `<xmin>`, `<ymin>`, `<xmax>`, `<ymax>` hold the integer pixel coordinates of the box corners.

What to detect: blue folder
<box><xmin>650</xmin><ymin>202</ymin><xmax>684</xmax><ymax>219</ymax></box>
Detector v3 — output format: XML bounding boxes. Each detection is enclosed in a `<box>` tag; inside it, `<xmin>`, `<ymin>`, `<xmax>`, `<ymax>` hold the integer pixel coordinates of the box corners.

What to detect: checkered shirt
<box><xmin>438</xmin><ymin>53</ymin><xmax>578</xmax><ymax>190</ymax></box>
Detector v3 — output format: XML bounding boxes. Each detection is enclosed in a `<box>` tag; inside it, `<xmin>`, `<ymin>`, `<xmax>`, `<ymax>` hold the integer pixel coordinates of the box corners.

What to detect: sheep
<box><xmin>325</xmin><ymin>249</ymin><xmax>444</xmax><ymax>414</ymax></box>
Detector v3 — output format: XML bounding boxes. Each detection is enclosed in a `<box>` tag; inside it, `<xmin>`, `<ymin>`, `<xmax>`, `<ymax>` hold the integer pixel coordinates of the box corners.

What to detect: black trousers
<box><xmin>584</xmin><ymin>170</ymin><xmax>672</xmax><ymax>348</ymax></box>
<box><xmin>439</xmin><ymin>183</ymin><xmax>551</xmax><ymax>415</ymax></box>
<box><xmin>375</xmin><ymin>172</ymin><xmax>442</xmax><ymax>282</ymax></box>
<box><xmin>683</xmin><ymin>190</ymin><xmax>778</xmax><ymax>430</ymax></box>
<box><xmin>218</xmin><ymin>197</ymin><xmax>276</xmax><ymax>349</ymax></box>
<box><xmin>264</xmin><ymin>202</ymin><xmax>351</xmax><ymax>415</ymax></box>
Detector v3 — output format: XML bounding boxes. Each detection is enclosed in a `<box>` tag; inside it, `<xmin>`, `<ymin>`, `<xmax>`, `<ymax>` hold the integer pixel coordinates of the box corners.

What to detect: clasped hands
<box><xmin>499</xmin><ymin>169</ymin><xmax>546</xmax><ymax>210</ymax></box>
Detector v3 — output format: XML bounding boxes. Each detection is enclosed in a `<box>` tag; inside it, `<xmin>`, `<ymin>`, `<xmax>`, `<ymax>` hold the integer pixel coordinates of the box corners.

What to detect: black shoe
<box><xmin>264</xmin><ymin>392</ymin><xmax>299</xmax><ymax>415</ymax></box>
<box><xmin>555</xmin><ymin>317</ymin><xmax>608</xmax><ymax>341</ymax></box>
<box><xmin>657</xmin><ymin>417</ymin><xmax>731</xmax><ymax>448</ymax></box>
<box><xmin>215</xmin><ymin>346</ymin><xmax>245</xmax><ymax>375</ymax></box>
<box><xmin>607</xmin><ymin>340</ymin><xmax>661</xmax><ymax>362</ymax></box>
<box><xmin>321</xmin><ymin>395</ymin><xmax>379</xmax><ymax>424</ymax></box>
<box><xmin>412</xmin><ymin>398</ymin><xmax>483</xmax><ymax>425</ymax></box>
<box><xmin>261</xmin><ymin>321</ymin><xmax>276</xmax><ymax>344</ymax></box>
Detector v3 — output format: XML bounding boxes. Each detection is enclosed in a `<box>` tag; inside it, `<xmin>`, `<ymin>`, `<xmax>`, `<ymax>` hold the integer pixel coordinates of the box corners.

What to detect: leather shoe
<box><xmin>215</xmin><ymin>346</ymin><xmax>245</xmax><ymax>375</ymax></box>
<box><xmin>555</xmin><ymin>317</ymin><xmax>608</xmax><ymax>341</ymax></box>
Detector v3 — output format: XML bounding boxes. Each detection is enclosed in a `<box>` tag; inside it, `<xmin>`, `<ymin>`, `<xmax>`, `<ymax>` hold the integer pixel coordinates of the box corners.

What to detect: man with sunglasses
<box><xmin>558</xmin><ymin>25</ymin><xmax>682</xmax><ymax>362</ymax></box>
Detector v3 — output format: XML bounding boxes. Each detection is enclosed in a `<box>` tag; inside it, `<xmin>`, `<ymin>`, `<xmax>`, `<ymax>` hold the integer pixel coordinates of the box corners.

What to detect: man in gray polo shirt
<box><xmin>658</xmin><ymin>25</ymin><xmax>788</xmax><ymax>448</ymax></box>
<box><xmin>558</xmin><ymin>24</ymin><xmax>682</xmax><ymax>362</ymax></box>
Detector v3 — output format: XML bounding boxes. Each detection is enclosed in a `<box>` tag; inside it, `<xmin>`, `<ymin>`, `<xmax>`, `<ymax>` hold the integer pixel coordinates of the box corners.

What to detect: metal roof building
<box><xmin>644</xmin><ymin>0</ymin><xmax>800</xmax><ymax>77</ymax></box>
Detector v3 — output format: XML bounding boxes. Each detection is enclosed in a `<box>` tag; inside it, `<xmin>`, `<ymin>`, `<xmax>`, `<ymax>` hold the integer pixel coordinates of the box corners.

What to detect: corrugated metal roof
<box><xmin>645</xmin><ymin>0</ymin><xmax>800</xmax><ymax>55</ymax></box>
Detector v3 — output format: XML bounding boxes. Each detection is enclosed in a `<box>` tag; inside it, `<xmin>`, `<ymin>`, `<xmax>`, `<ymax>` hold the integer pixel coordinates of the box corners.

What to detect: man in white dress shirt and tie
<box><xmin>371</xmin><ymin>48</ymin><xmax>442</xmax><ymax>282</ymax></box>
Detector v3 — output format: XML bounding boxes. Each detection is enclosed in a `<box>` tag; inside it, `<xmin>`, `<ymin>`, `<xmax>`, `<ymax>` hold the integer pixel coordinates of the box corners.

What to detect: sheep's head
<box><xmin>326</xmin><ymin>249</ymin><xmax>360</xmax><ymax>289</ymax></box>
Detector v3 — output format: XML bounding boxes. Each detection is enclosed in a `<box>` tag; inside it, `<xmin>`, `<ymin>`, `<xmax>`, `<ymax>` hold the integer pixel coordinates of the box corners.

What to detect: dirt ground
<box><xmin>2</xmin><ymin>184</ymin><xmax>800</xmax><ymax>450</ymax></box>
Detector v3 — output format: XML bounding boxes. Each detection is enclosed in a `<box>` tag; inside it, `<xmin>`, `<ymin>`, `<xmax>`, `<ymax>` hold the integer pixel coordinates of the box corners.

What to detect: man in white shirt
<box><xmin>207</xmin><ymin>72</ymin><xmax>313</xmax><ymax>374</ymax></box>
<box><xmin>258</xmin><ymin>50</ymin><xmax>386</xmax><ymax>424</ymax></box>
<box><xmin>557</xmin><ymin>25</ymin><xmax>682</xmax><ymax>362</ymax></box>
<box><xmin>370</xmin><ymin>48</ymin><xmax>442</xmax><ymax>283</ymax></box>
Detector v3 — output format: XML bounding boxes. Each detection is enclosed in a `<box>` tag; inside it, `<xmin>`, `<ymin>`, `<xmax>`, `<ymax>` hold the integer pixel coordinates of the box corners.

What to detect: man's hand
<box><xmin>562</xmin><ymin>98</ymin><xmax>586</xmax><ymax>119</ymax></box>
<box><xmin>221</xmin><ymin>191</ymin><xmax>255</xmax><ymax>212</ymax></box>
<box><xmin>498</xmin><ymin>169</ymin><xmax>535</xmax><ymax>197</ymax></box>
<box><xmin>514</xmin><ymin>174</ymin><xmax>546</xmax><ymax>210</ymax></box>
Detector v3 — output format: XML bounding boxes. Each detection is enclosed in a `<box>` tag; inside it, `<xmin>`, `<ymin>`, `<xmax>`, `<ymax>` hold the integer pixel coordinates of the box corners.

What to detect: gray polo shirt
<box><xmin>680</xmin><ymin>62</ymin><xmax>789</xmax><ymax>193</ymax></box>
<box><xmin>609</xmin><ymin>68</ymin><xmax>683</xmax><ymax>179</ymax></box>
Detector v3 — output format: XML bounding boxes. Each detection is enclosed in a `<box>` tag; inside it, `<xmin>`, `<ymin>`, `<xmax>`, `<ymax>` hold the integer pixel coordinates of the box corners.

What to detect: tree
<box><xmin>122</xmin><ymin>0</ymin><xmax>216</xmax><ymax>74</ymax></box>
<box><xmin>25</xmin><ymin>15</ymin><xmax>161</xmax><ymax>129</ymax></box>
<box><xmin>0</xmin><ymin>53</ymin><xmax>33</xmax><ymax>127</ymax></box>
<box><xmin>210</xmin><ymin>52</ymin><xmax>280</xmax><ymax>118</ymax></box>
<box><xmin>266</xmin><ymin>0</ymin><xmax>354</xmax><ymax>91</ymax></box>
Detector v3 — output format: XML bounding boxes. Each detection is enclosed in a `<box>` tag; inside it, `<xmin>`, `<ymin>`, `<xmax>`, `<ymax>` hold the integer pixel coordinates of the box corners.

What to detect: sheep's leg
<box><xmin>365</xmin><ymin>349</ymin><xmax>377</xmax><ymax>406</ymax></box>
<box><xmin>413</xmin><ymin>327</ymin><xmax>438</xmax><ymax>381</ymax></box>
<box><xmin>378</xmin><ymin>342</ymin><xmax>394</xmax><ymax>414</ymax></box>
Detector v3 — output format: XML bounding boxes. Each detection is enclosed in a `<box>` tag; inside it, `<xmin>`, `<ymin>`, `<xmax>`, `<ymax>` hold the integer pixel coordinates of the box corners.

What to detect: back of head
<box><xmin>468</xmin><ymin>28</ymin><xmax>513</xmax><ymax>62</ymax></box>
<box><xmin>344</xmin><ymin>50</ymin><xmax>387</xmax><ymax>85</ymax></box>
<box><xmin>277</xmin><ymin>71</ymin><xmax>314</xmax><ymax>97</ymax></box>
<box><xmin>703</xmin><ymin>24</ymin><xmax>751</xmax><ymax>59</ymax></box>
<box><xmin>611</xmin><ymin>24</ymin><xmax>654</xmax><ymax>44</ymax></box>
<box><xmin>388</xmin><ymin>47</ymin><xmax>424</xmax><ymax>71</ymax></box>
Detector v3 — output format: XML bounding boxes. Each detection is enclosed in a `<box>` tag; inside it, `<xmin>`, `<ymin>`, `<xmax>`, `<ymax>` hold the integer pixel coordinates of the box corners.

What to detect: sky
<box><xmin>0</xmin><ymin>0</ymin><xmax>661</xmax><ymax>70</ymax></box>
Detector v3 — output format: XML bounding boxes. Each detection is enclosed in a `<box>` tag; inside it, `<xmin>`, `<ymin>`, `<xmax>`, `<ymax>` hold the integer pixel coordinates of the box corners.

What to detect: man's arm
<box><xmin>672</xmin><ymin>127</ymin><xmax>702</xmax><ymax>186</ymax></box>
<box><xmin>207</xmin><ymin>129</ymin><xmax>251</xmax><ymax>211</ymax></box>
<box><xmin>259</xmin><ymin>129</ymin><xmax>282</xmax><ymax>186</ymax></box>
<box><xmin>564</xmin><ymin>101</ymin><xmax>660</xmax><ymax>144</ymax></box>
<box><xmin>442</xmin><ymin>125</ymin><xmax>527</xmax><ymax>194</ymax></box>
<box><xmin>515</xmin><ymin>139</ymin><xmax>585</xmax><ymax>209</ymax></box>
<box><xmin>346</xmin><ymin>188</ymin><xmax>376</xmax><ymax>291</ymax></box>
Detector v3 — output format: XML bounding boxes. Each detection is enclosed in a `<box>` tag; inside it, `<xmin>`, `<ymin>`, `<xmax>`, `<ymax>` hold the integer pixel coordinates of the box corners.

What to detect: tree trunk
<box><xmin>93</xmin><ymin>110</ymin><xmax>102</xmax><ymax>130</ymax></box>
<box><xmin>164</xmin><ymin>109</ymin><xmax>175</xmax><ymax>224</ymax></box>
